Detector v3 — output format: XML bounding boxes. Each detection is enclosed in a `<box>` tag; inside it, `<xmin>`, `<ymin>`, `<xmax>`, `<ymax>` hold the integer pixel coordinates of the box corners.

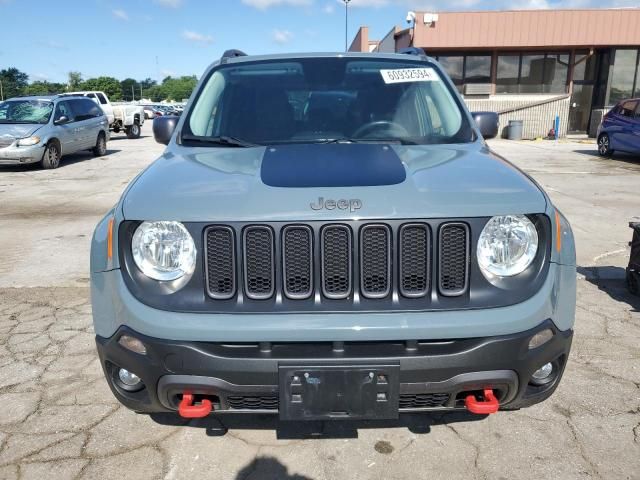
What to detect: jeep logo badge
<box><xmin>310</xmin><ymin>197</ymin><xmax>362</xmax><ymax>213</ymax></box>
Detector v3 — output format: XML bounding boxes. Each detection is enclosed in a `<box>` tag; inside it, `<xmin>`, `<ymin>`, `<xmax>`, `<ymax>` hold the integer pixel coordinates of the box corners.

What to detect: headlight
<box><xmin>17</xmin><ymin>136</ymin><xmax>41</xmax><ymax>146</ymax></box>
<box><xmin>132</xmin><ymin>221</ymin><xmax>196</xmax><ymax>281</ymax></box>
<box><xmin>477</xmin><ymin>215</ymin><xmax>538</xmax><ymax>277</ymax></box>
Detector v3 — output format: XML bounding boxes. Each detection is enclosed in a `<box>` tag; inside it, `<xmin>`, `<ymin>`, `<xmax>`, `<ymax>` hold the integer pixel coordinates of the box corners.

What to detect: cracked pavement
<box><xmin>0</xmin><ymin>126</ymin><xmax>638</xmax><ymax>479</ymax></box>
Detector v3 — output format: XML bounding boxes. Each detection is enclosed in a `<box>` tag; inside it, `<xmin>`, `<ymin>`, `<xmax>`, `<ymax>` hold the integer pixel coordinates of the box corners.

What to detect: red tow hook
<box><xmin>178</xmin><ymin>392</ymin><xmax>212</xmax><ymax>418</ymax></box>
<box><xmin>465</xmin><ymin>389</ymin><xmax>499</xmax><ymax>415</ymax></box>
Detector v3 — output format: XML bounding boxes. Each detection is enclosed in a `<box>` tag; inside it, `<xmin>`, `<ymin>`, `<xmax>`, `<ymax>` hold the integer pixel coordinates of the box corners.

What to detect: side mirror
<box><xmin>153</xmin><ymin>115</ymin><xmax>179</xmax><ymax>145</ymax></box>
<box><xmin>54</xmin><ymin>115</ymin><xmax>69</xmax><ymax>125</ymax></box>
<box><xmin>471</xmin><ymin>111</ymin><xmax>499</xmax><ymax>140</ymax></box>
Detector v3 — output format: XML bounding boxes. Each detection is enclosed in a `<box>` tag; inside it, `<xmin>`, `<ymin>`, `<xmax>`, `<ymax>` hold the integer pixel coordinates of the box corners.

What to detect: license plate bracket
<box><xmin>278</xmin><ymin>365</ymin><xmax>400</xmax><ymax>421</ymax></box>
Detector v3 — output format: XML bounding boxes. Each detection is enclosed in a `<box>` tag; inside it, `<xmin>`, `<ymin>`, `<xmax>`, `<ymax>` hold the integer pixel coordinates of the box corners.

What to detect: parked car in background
<box><xmin>61</xmin><ymin>91</ymin><xmax>144</xmax><ymax>139</ymax></box>
<box><xmin>143</xmin><ymin>106</ymin><xmax>161</xmax><ymax>119</ymax></box>
<box><xmin>0</xmin><ymin>95</ymin><xmax>109</xmax><ymax>169</ymax></box>
<box><xmin>597</xmin><ymin>98</ymin><xmax>640</xmax><ymax>157</ymax></box>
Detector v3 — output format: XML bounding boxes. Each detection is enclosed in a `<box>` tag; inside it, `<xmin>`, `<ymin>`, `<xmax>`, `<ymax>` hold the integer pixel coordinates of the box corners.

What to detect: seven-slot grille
<box><xmin>204</xmin><ymin>221</ymin><xmax>470</xmax><ymax>301</ymax></box>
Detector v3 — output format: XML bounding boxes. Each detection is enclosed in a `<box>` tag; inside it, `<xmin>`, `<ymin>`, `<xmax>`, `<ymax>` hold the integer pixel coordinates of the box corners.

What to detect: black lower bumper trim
<box><xmin>95</xmin><ymin>319</ymin><xmax>572</xmax><ymax>417</ymax></box>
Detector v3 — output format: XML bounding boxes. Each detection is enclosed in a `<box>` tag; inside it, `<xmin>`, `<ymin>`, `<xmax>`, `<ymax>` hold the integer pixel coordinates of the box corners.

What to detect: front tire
<box><xmin>40</xmin><ymin>142</ymin><xmax>61</xmax><ymax>169</ymax></box>
<box><xmin>126</xmin><ymin>122</ymin><xmax>141</xmax><ymax>139</ymax></box>
<box><xmin>93</xmin><ymin>133</ymin><xmax>107</xmax><ymax>157</ymax></box>
<box><xmin>597</xmin><ymin>133</ymin><xmax>613</xmax><ymax>157</ymax></box>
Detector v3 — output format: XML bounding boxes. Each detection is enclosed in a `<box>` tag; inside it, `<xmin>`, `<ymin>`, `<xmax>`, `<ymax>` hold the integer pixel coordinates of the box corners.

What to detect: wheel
<box><xmin>627</xmin><ymin>270</ymin><xmax>639</xmax><ymax>295</ymax></box>
<box><xmin>113</xmin><ymin>126</ymin><xmax>121</xmax><ymax>134</ymax></box>
<box><xmin>126</xmin><ymin>122</ymin><xmax>141</xmax><ymax>139</ymax></box>
<box><xmin>40</xmin><ymin>141</ymin><xmax>61</xmax><ymax>169</ymax></box>
<box><xmin>597</xmin><ymin>133</ymin><xmax>613</xmax><ymax>157</ymax></box>
<box><xmin>92</xmin><ymin>133</ymin><xmax>107</xmax><ymax>157</ymax></box>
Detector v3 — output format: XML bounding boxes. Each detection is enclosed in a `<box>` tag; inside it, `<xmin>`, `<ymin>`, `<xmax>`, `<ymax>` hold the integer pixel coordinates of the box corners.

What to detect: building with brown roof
<box><xmin>350</xmin><ymin>8</ymin><xmax>640</xmax><ymax>138</ymax></box>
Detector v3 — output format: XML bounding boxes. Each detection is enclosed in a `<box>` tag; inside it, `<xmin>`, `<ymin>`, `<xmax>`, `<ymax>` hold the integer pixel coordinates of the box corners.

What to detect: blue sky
<box><xmin>0</xmin><ymin>0</ymin><xmax>634</xmax><ymax>83</ymax></box>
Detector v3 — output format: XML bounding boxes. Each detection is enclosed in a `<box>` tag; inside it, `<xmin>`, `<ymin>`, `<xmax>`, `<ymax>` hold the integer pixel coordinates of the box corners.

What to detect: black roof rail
<box><xmin>398</xmin><ymin>47</ymin><xmax>426</xmax><ymax>56</ymax></box>
<box><xmin>221</xmin><ymin>49</ymin><xmax>247</xmax><ymax>62</ymax></box>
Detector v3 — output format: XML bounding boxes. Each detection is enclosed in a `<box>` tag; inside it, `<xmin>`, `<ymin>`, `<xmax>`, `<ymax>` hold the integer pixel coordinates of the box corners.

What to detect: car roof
<box><xmin>221</xmin><ymin>51</ymin><xmax>433</xmax><ymax>65</ymax></box>
<box><xmin>3</xmin><ymin>95</ymin><xmax>57</xmax><ymax>102</ymax></box>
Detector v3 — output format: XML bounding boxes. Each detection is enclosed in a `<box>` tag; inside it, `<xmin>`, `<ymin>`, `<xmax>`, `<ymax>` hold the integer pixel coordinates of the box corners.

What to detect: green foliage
<box><xmin>0</xmin><ymin>68</ymin><xmax>29</xmax><ymax>99</ymax></box>
<box><xmin>80</xmin><ymin>76</ymin><xmax>122</xmax><ymax>101</ymax></box>
<box><xmin>23</xmin><ymin>81</ymin><xmax>67</xmax><ymax>96</ymax></box>
<box><xmin>67</xmin><ymin>71</ymin><xmax>83</xmax><ymax>90</ymax></box>
<box><xmin>0</xmin><ymin>66</ymin><xmax>195</xmax><ymax>103</ymax></box>
<box><xmin>120</xmin><ymin>78</ymin><xmax>138</xmax><ymax>101</ymax></box>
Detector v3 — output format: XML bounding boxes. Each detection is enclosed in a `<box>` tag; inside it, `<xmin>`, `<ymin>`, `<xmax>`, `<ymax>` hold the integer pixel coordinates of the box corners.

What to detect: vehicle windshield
<box><xmin>184</xmin><ymin>57</ymin><xmax>473</xmax><ymax>146</ymax></box>
<box><xmin>0</xmin><ymin>100</ymin><xmax>54</xmax><ymax>124</ymax></box>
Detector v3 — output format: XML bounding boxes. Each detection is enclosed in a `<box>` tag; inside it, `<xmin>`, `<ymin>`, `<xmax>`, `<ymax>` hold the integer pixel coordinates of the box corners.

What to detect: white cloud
<box><xmin>242</xmin><ymin>0</ymin><xmax>312</xmax><ymax>10</ymax></box>
<box><xmin>161</xmin><ymin>69</ymin><xmax>176</xmax><ymax>77</ymax></box>
<box><xmin>32</xmin><ymin>73</ymin><xmax>49</xmax><ymax>81</ymax></box>
<box><xmin>182</xmin><ymin>30</ymin><xmax>214</xmax><ymax>45</ymax></box>
<box><xmin>323</xmin><ymin>3</ymin><xmax>335</xmax><ymax>13</ymax></box>
<box><xmin>112</xmin><ymin>9</ymin><xmax>129</xmax><ymax>21</ymax></box>
<box><xmin>155</xmin><ymin>0</ymin><xmax>183</xmax><ymax>7</ymax></box>
<box><xmin>272</xmin><ymin>29</ymin><xmax>294</xmax><ymax>44</ymax></box>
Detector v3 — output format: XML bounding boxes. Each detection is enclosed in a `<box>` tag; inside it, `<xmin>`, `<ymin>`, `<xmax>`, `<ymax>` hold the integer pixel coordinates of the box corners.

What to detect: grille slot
<box><xmin>282</xmin><ymin>225</ymin><xmax>313</xmax><ymax>299</ymax></box>
<box><xmin>243</xmin><ymin>226</ymin><xmax>275</xmax><ymax>300</ymax></box>
<box><xmin>360</xmin><ymin>224</ymin><xmax>391</xmax><ymax>298</ymax></box>
<box><xmin>439</xmin><ymin>223</ymin><xmax>470</xmax><ymax>296</ymax></box>
<box><xmin>226</xmin><ymin>395</ymin><xmax>279</xmax><ymax>410</ymax></box>
<box><xmin>399</xmin><ymin>224</ymin><xmax>430</xmax><ymax>298</ymax></box>
<box><xmin>399</xmin><ymin>393</ymin><xmax>450</xmax><ymax>409</ymax></box>
<box><xmin>321</xmin><ymin>225</ymin><xmax>352</xmax><ymax>299</ymax></box>
<box><xmin>205</xmin><ymin>226</ymin><xmax>236</xmax><ymax>300</ymax></box>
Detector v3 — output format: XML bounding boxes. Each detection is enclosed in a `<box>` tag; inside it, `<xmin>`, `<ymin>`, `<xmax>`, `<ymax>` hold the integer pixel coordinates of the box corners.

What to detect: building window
<box><xmin>437</xmin><ymin>56</ymin><xmax>463</xmax><ymax>86</ymax></box>
<box><xmin>496</xmin><ymin>52</ymin><xmax>569</xmax><ymax>94</ymax></box>
<box><xmin>609</xmin><ymin>49</ymin><xmax>639</xmax><ymax>105</ymax></box>
<box><xmin>436</xmin><ymin>54</ymin><xmax>491</xmax><ymax>92</ymax></box>
<box><xmin>464</xmin><ymin>56</ymin><xmax>491</xmax><ymax>83</ymax></box>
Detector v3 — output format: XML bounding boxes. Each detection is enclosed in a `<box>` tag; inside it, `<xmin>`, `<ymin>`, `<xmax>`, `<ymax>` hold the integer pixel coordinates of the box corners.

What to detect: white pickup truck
<box><xmin>64</xmin><ymin>91</ymin><xmax>145</xmax><ymax>139</ymax></box>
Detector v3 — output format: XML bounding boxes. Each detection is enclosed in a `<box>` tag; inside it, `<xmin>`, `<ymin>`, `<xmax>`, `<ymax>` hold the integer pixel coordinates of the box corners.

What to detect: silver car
<box><xmin>0</xmin><ymin>95</ymin><xmax>110</xmax><ymax>169</ymax></box>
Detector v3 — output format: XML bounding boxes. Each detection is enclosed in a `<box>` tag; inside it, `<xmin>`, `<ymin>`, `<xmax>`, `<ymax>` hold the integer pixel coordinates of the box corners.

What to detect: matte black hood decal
<box><xmin>260</xmin><ymin>143</ymin><xmax>406</xmax><ymax>188</ymax></box>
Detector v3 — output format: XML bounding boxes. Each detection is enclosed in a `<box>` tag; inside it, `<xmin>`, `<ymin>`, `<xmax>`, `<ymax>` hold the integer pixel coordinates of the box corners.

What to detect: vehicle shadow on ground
<box><xmin>235</xmin><ymin>456</ymin><xmax>313</xmax><ymax>480</ymax></box>
<box><xmin>577</xmin><ymin>265</ymin><xmax>639</xmax><ymax>312</ymax></box>
<box><xmin>573</xmin><ymin>149</ymin><xmax>640</xmax><ymax>164</ymax></box>
<box><xmin>0</xmin><ymin>149</ymin><xmax>122</xmax><ymax>172</ymax></box>
<box><xmin>108</xmin><ymin>135</ymin><xmax>151</xmax><ymax>141</ymax></box>
<box><xmin>150</xmin><ymin>411</ymin><xmax>486</xmax><ymax>439</ymax></box>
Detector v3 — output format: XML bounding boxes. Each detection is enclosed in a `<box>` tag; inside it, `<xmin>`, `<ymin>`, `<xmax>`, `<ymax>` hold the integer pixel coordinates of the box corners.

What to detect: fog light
<box><xmin>118</xmin><ymin>335</ymin><xmax>147</xmax><ymax>355</ymax></box>
<box><xmin>118</xmin><ymin>368</ymin><xmax>142</xmax><ymax>387</ymax></box>
<box><xmin>528</xmin><ymin>328</ymin><xmax>553</xmax><ymax>349</ymax></box>
<box><xmin>531</xmin><ymin>362</ymin><xmax>554</xmax><ymax>385</ymax></box>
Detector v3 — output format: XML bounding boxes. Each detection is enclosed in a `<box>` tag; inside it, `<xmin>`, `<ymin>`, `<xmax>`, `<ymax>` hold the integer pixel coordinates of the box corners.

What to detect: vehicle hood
<box><xmin>0</xmin><ymin>124</ymin><xmax>43</xmax><ymax>142</ymax></box>
<box><xmin>122</xmin><ymin>142</ymin><xmax>547</xmax><ymax>221</ymax></box>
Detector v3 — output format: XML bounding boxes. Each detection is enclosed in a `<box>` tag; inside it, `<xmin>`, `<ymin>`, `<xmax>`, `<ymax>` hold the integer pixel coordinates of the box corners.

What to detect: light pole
<box><xmin>343</xmin><ymin>0</ymin><xmax>351</xmax><ymax>52</ymax></box>
<box><xmin>0</xmin><ymin>79</ymin><xmax>3</xmax><ymax>101</ymax></box>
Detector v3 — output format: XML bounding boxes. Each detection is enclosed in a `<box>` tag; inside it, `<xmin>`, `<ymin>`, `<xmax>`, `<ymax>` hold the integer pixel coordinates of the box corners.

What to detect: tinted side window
<box><xmin>96</xmin><ymin>93</ymin><xmax>108</xmax><ymax>105</ymax></box>
<box><xmin>71</xmin><ymin>99</ymin><xmax>100</xmax><ymax>121</ymax></box>
<box><xmin>54</xmin><ymin>101</ymin><xmax>74</xmax><ymax>122</ymax></box>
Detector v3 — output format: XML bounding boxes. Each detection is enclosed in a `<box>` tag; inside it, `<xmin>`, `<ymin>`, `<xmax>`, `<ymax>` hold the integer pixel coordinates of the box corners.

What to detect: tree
<box><xmin>67</xmin><ymin>71</ymin><xmax>83</xmax><ymax>91</ymax></box>
<box><xmin>81</xmin><ymin>76</ymin><xmax>122</xmax><ymax>100</ymax></box>
<box><xmin>160</xmin><ymin>75</ymin><xmax>197</xmax><ymax>101</ymax></box>
<box><xmin>23</xmin><ymin>81</ymin><xmax>66</xmax><ymax>96</ymax></box>
<box><xmin>120</xmin><ymin>78</ymin><xmax>138</xmax><ymax>101</ymax></box>
<box><xmin>0</xmin><ymin>68</ymin><xmax>29</xmax><ymax>99</ymax></box>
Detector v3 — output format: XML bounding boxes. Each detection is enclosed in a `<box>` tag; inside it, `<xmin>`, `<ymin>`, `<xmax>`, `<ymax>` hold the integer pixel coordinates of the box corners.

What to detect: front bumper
<box><xmin>0</xmin><ymin>144</ymin><xmax>44</xmax><ymax>165</ymax></box>
<box><xmin>96</xmin><ymin>320</ymin><xmax>572</xmax><ymax>417</ymax></box>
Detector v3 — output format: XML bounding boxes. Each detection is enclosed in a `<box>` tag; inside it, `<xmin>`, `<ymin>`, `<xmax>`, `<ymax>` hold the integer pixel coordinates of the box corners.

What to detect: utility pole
<box><xmin>344</xmin><ymin>0</ymin><xmax>351</xmax><ymax>52</ymax></box>
<box><xmin>140</xmin><ymin>84</ymin><xmax>143</xmax><ymax>101</ymax></box>
<box><xmin>0</xmin><ymin>79</ymin><xmax>3</xmax><ymax>101</ymax></box>
<box><xmin>132</xmin><ymin>85</ymin><xmax>135</xmax><ymax>102</ymax></box>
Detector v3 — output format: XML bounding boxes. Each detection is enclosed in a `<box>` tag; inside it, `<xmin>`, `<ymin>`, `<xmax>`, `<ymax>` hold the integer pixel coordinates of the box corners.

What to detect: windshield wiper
<box><xmin>320</xmin><ymin>138</ymin><xmax>418</xmax><ymax>145</ymax></box>
<box><xmin>181</xmin><ymin>134</ymin><xmax>259</xmax><ymax>148</ymax></box>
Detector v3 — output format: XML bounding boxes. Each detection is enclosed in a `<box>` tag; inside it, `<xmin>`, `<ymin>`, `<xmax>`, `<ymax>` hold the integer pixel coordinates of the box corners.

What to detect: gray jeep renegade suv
<box><xmin>91</xmin><ymin>50</ymin><xmax>576</xmax><ymax>421</ymax></box>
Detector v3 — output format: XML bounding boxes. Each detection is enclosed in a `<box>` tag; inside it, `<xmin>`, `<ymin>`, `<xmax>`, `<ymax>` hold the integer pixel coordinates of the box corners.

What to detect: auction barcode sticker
<box><xmin>380</xmin><ymin>68</ymin><xmax>439</xmax><ymax>84</ymax></box>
